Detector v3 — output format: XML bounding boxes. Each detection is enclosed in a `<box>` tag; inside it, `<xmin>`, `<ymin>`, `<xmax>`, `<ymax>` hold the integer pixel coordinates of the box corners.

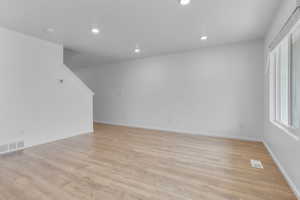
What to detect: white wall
<box><xmin>0</xmin><ymin>27</ymin><xmax>93</xmax><ymax>149</ymax></box>
<box><xmin>264</xmin><ymin>0</ymin><xmax>300</xmax><ymax>197</ymax></box>
<box><xmin>74</xmin><ymin>40</ymin><xmax>264</xmax><ymax>141</ymax></box>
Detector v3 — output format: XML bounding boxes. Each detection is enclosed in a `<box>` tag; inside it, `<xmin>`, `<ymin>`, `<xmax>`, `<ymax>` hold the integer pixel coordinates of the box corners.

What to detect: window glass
<box><xmin>279</xmin><ymin>38</ymin><xmax>289</xmax><ymax>125</ymax></box>
<box><xmin>291</xmin><ymin>26</ymin><xmax>300</xmax><ymax>128</ymax></box>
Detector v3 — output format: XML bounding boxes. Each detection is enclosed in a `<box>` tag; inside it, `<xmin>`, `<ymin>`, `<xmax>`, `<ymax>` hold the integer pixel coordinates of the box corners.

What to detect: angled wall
<box><xmin>0</xmin><ymin>27</ymin><xmax>93</xmax><ymax>149</ymax></box>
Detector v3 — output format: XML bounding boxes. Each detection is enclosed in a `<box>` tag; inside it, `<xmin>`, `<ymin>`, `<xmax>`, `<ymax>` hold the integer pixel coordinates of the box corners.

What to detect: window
<box><xmin>269</xmin><ymin>22</ymin><xmax>300</xmax><ymax>137</ymax></box>
<box><xmin>291</xmin><ymin>26</ymin><xmax>300</xmax><ymax>129</ymax></box>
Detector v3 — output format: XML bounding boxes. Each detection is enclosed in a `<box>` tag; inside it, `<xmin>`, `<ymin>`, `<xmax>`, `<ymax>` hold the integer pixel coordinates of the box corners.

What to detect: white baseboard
<box><xmin>94</xmin><ymin>120</ymin><xmax>261</xmax><ymax>142</ymax></box>
<box><xmin>263</xmin><ymin>141</ymin><xmax>300</xmax><ymax>199</ymax></box>
<box><xmin>23</xmin><ymin>129</ymin><xmax>93</xmax><ymax>151</ymax></box>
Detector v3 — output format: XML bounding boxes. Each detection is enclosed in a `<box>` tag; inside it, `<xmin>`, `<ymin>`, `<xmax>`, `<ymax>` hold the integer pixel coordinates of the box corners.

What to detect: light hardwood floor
<box><xmin>0</xmin><ymin>123</ymin><xmax>297</xmax><ymax>200</ymax></box>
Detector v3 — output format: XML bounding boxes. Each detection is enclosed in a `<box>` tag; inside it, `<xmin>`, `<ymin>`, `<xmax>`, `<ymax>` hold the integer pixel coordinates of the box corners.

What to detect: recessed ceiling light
<box><xmin>134</xmin><ymin>48</ymin><xmax>141</xmax><ymax>54</ymax></box>
<box><xmin>46</xmin><ymin>28</ymin><xmax>55</xmax><ymax>33</ymax></box>
<box><xmin>179</xmin><ymin>0</ymin><xmax>191</xmax><ymax>6</ymax></box>
<box><xmin>201</xmin><ymin>36</ymin><xmax>208</xmax><ymax>41</ymax></box>
<box><xmin>91</xmin><ymin>28</ymin><xmax>100</xmax><ymax>35</ymax></box>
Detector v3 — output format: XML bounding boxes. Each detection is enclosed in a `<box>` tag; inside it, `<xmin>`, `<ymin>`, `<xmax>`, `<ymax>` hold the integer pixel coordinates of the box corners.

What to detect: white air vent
<box><xmin>0</xmin><ymin>141</ymin><xmax>25</xmax><ymax>155</ymax></box>
<box><xmin>250</xmin><ymin>160</ymin><xmax>264</xmax><ymax>169</ymax></box>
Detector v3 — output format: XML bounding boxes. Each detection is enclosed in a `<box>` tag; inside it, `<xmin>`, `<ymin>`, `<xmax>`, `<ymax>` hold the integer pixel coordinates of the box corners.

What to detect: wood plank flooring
<box><xmin>0</xmin><ymin>123</ymin><xmax>297</xmax><ymax>200</ymax></box>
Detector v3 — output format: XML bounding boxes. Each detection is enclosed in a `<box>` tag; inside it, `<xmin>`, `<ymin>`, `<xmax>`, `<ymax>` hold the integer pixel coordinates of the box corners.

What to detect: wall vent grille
<box><xmin>250</xmin><ymin>159</ymin><xmax>264</xmax><ymax>169</ymax></box>
<box><xmin>0</xmin><ymin>141</ymin><xmax>25</xmax><ymax>155</ymax></box>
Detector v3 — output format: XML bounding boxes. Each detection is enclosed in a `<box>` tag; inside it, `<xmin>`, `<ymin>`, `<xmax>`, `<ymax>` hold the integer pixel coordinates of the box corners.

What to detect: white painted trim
<box><xmin>0</xmin><ymin>145</ymin><xmax>26</xmax><ymax>155</ymax></box>
<box><xmin>27</xmin><ymin>130</ymin><xmax>94</xmax><ymax>149</ymax></box>
<box><xmin>263</xmin><ymin>141</ymin><xmax>300</xmax><ymax>199</ymax></box>
<box><xmin>94</xmin><ymin>120</ymin><xmax>261</xmax><ymax>142</ymax></box>
<box><xmin>270</xmin><ymin>120</ymin><xmax>299</xmax><ymax>141</ymax></box>
<box><xmin>0</xmin><ymin>130</ymin><xmax>94</xmax><ymax>154</ymax></box>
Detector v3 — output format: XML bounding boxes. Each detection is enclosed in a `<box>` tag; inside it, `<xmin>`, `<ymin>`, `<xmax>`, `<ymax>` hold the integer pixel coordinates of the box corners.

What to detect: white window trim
<box><xmin>270</xmin><ymin>120</ymin><xmax>299</xmax><ymax>140</ymax></box>
<box><xmin>269</xmin><ymin>19</ymin><xmax>300</xmax><ymax>141</ymax></box>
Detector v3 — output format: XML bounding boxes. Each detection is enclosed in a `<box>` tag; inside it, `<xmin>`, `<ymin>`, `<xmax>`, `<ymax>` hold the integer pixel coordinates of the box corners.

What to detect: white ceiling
<box><xmin>0</xmin><ymin>0</ymin><xmax>281</xmax><ymax>65</ymax></box>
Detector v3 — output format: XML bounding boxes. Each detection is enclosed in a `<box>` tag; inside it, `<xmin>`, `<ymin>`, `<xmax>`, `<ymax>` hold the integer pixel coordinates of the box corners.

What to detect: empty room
<box><xmin>0</xmin><ymin>0</ymin><xmax>300</xmax><ymax>199</ymax></box>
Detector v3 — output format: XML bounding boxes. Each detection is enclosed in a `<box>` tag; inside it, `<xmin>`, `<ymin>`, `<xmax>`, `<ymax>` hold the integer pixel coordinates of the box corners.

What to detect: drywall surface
<box><xmin>264</xmin><ymin>0</ymin><xmax>300</xmax><ymax>197</ymax></box>
<box><xmin>0</xmin><ymin>27</ymin><xmax>93</xmax><ymax>148</ymax></box>
<box><xmin>73</xmin><ymin>40</ymin><xmax>264</xmax><ymax>141</ymax></box>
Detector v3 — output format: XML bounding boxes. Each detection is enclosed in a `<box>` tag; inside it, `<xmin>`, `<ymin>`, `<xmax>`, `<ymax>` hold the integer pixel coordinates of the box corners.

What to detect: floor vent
<box><xmin>0</xmin><ymin>141</ymin><xmax>25</xmax><ymax>155</ymax></box>
<box><xmin>250</xmin><ymin>159</ymin><xmax>264</xmax><ymax>169</ymax></box>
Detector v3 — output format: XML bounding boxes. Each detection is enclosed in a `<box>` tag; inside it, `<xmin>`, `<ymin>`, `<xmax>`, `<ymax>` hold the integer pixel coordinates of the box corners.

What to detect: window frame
<box><xmin>269</xmin><ymin>21</ymin><xmax>300</xmax><ymax>140</ymax></box>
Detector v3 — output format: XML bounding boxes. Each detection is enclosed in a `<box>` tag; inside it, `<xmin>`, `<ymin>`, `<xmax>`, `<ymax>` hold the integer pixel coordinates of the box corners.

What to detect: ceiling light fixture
<box><xmin>46</xmin><ymin>28</ymin><xmax>55</xmax><ymax>33</ymax></box>
<box><xmin>179</xmin><ymin>0</ymin><xmax>191</xmax><ymax>6</ymax></box>
<box><xmin>134</xmin><ymin>48</ymin><xmax>141</xmax><ymax>54</ymax></box>
<box><xmin>91</xmin><ymin>28</ymin><xmax>100</xmax><ymax>35</ymax></box>
<box><xmin>201</xmin><ymin>36</ymin><xmax>208</xmax><ymax>41</ymax></box>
